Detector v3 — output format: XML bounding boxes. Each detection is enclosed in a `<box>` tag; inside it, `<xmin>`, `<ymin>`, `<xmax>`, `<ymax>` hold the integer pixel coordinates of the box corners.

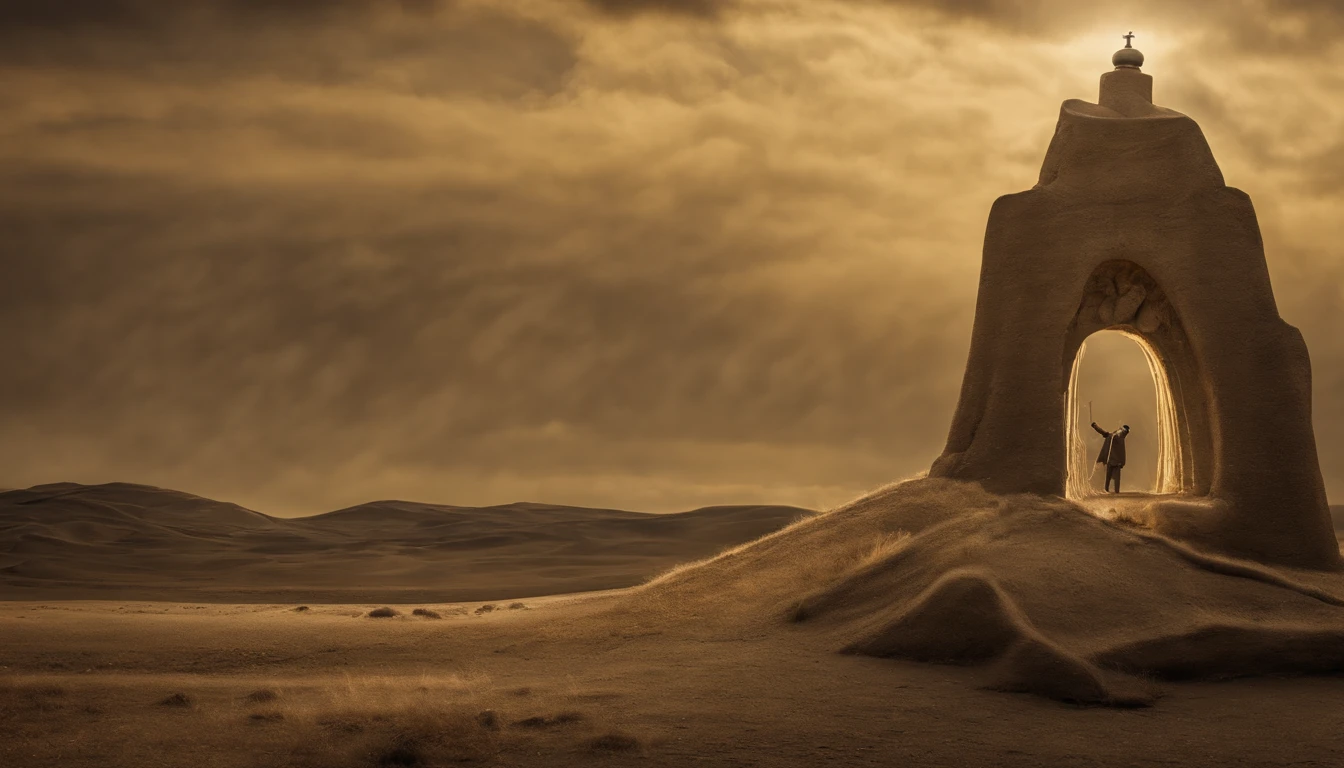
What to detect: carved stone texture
<box><xmin>929</xmin><ymin>66</ymin><xmax>1340</xmax><ymax>569</ymax></box>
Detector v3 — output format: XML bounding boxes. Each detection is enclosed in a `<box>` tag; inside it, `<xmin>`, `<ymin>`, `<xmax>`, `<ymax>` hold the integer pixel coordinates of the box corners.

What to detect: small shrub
<box><xmin>507</xmin><ymin>602</ymin><xmax>527</xmax><ymax>610</ymax></box>
<box><xmin>552</xmin><ymin>711</ymin><xmax>584</xmax><ymax>725</ymax></box>
<box><xmin>510</xmin><ymin>712</ymin><xmax>585</xmax><ymax>729</ymax></box>
<box><xmin>411</xmin><ymin>608</ymin><xmax>441</xmax><ymax>619</ymax></box>
<box><xmin>786</xmin><ymin>599</ymin><xmax>810</xmax><ymax>623</ymax></box>
<box><xmin>357</xmin><ymin>708</ymin><xmax>496</xmax><ymax>765</ymax></box>
<box><xmin>475</xmin><ymin>710</ymin><xmax>499</xmax><ymax>730</ymax></box>
<box><xmin>158</xmin><ymin>693</ymin><xmax>193</xmax><ymax>708</ymax></box>
<box><xmin>293</xmin><ymin>605</ymin><xmax>310</xmax><ymax>612</ymax></box>
<box><xmin>473</xmin><ymin>604</ymin><xmax>495</xmax><ymax>615</ymax></box>
<box><xmin>368</xmin><ymin>607</ymin><xmax>400</xmax><ymax>618</ymax></box>
<box><xmin>245</xmin><ymin>689</ymin><xmax>279</xmax><ymax>703</ymax></box>
<box><xmin>376</xmin><ymin>735</ymin><xmax>424</xmax><ymax>767</ymax></box>
<box><xmin>318</xmin><ymin>715</ymin><xmax>365</xmax><ymax>734</ymax></box>
<box><xmin>588</xmin><ymin>732</ymin><xmax>640</xmax><ymax>752</ymax></box>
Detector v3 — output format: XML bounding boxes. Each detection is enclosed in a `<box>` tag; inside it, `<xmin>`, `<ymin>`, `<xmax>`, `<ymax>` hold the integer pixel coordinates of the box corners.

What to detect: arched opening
<box><xmin>1065</xmin><ymin>329</ymin><xmax>1184</xmax><ymax>499</ymax></box>
<box><xmin>1060</xmin><ymin>260</ymin><xmax>1207</xmax><ymax>502</ymax></box>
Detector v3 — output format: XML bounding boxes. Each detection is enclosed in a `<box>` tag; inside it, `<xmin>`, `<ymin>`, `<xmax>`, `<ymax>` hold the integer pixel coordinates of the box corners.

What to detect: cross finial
<box><xmin>1123</xmin><ymin>31</ymin><xmax>1136</xmax><ymax>48</ymax></box>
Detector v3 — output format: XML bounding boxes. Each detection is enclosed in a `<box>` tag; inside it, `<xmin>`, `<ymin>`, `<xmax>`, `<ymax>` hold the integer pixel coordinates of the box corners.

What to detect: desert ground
<box><xmin>3</xmin><ymin>482</ymin><xmax>1344</xmax><ymax>767</ymax></box>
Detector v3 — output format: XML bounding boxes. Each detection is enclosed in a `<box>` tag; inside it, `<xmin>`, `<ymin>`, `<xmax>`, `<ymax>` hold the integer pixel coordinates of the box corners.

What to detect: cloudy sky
<box><xmin>3</xmin><ymin>0</ymin><xmax>1342</xmax><ymax>515</ymax></box>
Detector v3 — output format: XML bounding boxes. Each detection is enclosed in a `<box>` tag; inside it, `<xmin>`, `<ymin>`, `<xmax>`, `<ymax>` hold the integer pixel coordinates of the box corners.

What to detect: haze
<box><xmin>3</xmin><ymin>0</ymin><xmax>1342</xmax><ymax>515</ymax></box>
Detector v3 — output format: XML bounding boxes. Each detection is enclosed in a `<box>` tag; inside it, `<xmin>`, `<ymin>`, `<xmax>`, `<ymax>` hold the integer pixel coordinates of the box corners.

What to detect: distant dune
<box><xmin>0</xmin><ymin>482</ymin><xmax>813</xmax><ymax>602</ymax></box>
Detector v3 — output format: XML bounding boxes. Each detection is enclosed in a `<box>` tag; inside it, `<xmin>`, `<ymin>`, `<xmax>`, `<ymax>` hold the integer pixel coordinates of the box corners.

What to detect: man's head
<box><xmin>1122</xmin><ymin>424</ymin><xmax>1131</xmax><ymax>434</ymax></box>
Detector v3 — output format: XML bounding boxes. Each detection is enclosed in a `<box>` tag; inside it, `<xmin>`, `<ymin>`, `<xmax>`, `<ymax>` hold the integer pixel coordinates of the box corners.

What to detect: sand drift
<box><xmin>636</xmin><ymin>479</ymin><xmax>1344</xmax><ymax>705</ymax></box>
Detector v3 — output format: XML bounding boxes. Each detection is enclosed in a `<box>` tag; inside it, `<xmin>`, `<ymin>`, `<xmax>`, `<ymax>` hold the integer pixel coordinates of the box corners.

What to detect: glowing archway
<box><xmin>1065</xmin><ymin>330</ymin><xmax>1183</xmax><ymax>500</ymax></box>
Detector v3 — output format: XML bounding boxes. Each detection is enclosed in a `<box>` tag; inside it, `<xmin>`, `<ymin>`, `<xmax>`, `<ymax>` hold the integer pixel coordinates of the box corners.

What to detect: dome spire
<box><xmin>1113</xmin><ymin>31</ymin><xmax>1145</xmax><ymax>69</ymax></box>
<box><xmin>1099</xmin><ymin>31</ymin><xmax>1154</xmax><ymax>114</ymax></box>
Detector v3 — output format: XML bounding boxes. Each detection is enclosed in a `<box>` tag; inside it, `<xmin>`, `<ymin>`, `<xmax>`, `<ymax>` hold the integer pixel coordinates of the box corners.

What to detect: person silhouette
<box><xmin>1090</xmin><ymin>422</ymin><xmax>1130</xmax><ymax>493</ymax></box>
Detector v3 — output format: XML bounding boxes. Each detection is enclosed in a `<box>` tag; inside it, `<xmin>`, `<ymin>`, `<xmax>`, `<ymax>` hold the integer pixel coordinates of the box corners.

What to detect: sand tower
<box><xmin>929</xmin><ymin>36</ymin><xmax>1340</xmax><ymax>569</ymax></box>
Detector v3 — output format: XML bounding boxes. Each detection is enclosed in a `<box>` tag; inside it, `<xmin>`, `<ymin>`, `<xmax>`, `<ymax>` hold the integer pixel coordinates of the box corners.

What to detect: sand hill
<box><xmin>0</xmin><ymin>482</ymin><xmax>812</xmax><ymax>602</ymax></box>
<box><xmin>627</xmin><ymin>479</ymin><xmax>1344</xmax><ymax>705</ymax></box>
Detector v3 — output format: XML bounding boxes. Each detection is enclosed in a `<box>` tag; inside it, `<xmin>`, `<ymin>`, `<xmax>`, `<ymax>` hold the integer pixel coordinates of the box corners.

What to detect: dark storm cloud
<box><xmin>584</xmin><ymin>0</ymin><xmax>725</xmax><ymax>18</ymax></box>
<box><xmin>0</xmin><ymin>0</ymin><xmax>426</xmax><ymax>29</ymax></box>
<box><xmin>584</xmin><ymin>0</ymin><xmax>1344</xmax><ymax>53</ymax></box>
<box><xmin>1215</xmin><ymin>0</ymin><xmax>1344</xmax><ymax>54</ymax></box>
<box><xmin>580</xmin><ymin>0</ymin><xmax>1055</xmax><ymax>26</ymax></box>
<box><xmin>0</xmin><ymin>0</ymin><xmax>576</xmax><ymax>97</ymax></box>
<box><xmin>878</xmin><ymin>0</ymin><xmax>1344</xmax><ymax>50</ymax></box>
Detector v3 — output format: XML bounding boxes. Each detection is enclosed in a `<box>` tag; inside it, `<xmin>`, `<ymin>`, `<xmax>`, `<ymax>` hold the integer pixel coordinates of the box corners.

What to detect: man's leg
<box><xmin>1104</xmin><ymin>466</ymin><xmax>1114</xmax><ymax>492</ymax></box>
<box><xmin>1113</xmin><ymin>467</ymin><xmax>1122</xmax><ymax>494</ymax></box>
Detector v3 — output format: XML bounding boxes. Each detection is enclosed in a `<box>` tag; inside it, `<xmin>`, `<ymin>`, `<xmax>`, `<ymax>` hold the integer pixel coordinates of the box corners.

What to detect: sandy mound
<box><xmin>638</xmin><ymin>479</ymin><xmax>1344</xmax><ymax>705</ymax></box>
<box><xmin>1334</xmin><ymin>506</ymin><xmax>1344</xmax><ymax>550</ymax></box>
<box><xmin>0</xmin><ymin>483</ymin><xmax>812</xmax><ymax>602</ymax></box>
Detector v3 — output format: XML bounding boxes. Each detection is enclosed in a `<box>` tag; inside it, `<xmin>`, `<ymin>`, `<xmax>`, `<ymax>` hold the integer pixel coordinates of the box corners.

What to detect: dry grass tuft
<box><xmin>247</xmin><ymin>675</ymin><xmax>517</xmax><ymax>765</ymax></box>
<box><xmin>410</xmin><ymin>608</ymin><xmax>441</xmax><ymax>619</ymax></box>
<box><xmin>1106</xmin><ymin>510</ymin><xmax>1150</xmax><ymax>529</ymax></box>
<box><xmin>158</xmin><ymin>692</ymin><xmax>194</xmax><ymax>708</ymax></box>
<box><xmin>780</xmin><ymin>532</ymin><xmax>908</xmax><ymax>625</ymax></box>
<box><xmin>640</xmin><ymin>513</ymin><xmax>822</xmax><ymax>588</ymax></box>
<box><xmin>474</xmin><ymin>604</ymin><xmax>496</xmax><ymax>615</ymax></box>
<box><xmin>5</xmin><ymin>674</ymin><xmax>638</xmax><ymax>765</ymax></box>
<box><xmin>293</xmin><ymin>605</ymin><xmax>311</xmax><ymax>612</ymax></box>
<box><xmin>508</xmin><ymin>602</ymin><xmax>527</xmax><ymax>610</ymax></box>
<box><xmin>15</xmin><ymin>683</ymin><xmax>66</xmax><ymax>697</ymax></box>
<box><xmin>588</xmin><ymin>731</ymin><xmax>641</xmax><ymax>752</ymax></box>
<box><xmin>855</xmin><ymin>531</ymin><xmax>911</xmax><ymax>569</ymax></box>
<box><xmin>318</xmin><ymin>714</ymin><xmax>367</xmax><ymax>734</ymax></box>
<box><xmin>1</xmin><ymin>681</ymin><xmax>68</xmax><ymax>712</ymax></box>
<box><xmin>367</xmin><ymin>607</ymin><xmax>400</xmax><ymax>619</ymax></box>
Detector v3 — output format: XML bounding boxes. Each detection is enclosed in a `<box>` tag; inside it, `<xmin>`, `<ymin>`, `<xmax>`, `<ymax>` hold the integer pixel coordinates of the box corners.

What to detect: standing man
<box><xmin>1091</xmin><ymin>422</ymin><xmax>1131</xmax><ymax>493</ymax></box>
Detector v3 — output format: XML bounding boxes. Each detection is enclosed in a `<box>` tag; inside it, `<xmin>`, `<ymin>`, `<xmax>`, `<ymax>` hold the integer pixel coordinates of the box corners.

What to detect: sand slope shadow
<box><xmin>638</xmin><ymin>479</ymin><xmax>1344</xmax><ymax>705</ymax></box>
